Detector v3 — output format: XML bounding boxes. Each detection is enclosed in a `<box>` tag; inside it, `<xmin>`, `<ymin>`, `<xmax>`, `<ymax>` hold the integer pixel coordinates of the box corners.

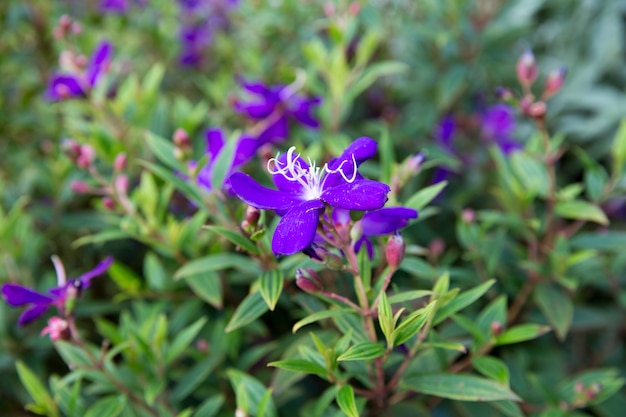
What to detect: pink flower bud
<box><xmin>113</xmin><ymin>153</ymin><xmax>127</xmax><ymax>172</ymax></box>
<box><xmin>77</xmin><ymin>144</ymin><xmax>96</xmax><ymax>168</ymax></box>
<box><xmin>574</xmin><ymin>381</ymin><xmax>585</xmax><ymax>394</ymax></box>
<box><xmin>40</xmin><ymin>317</ymin><xmax>69</xmax><ymax>342</ymax></box>
<box><xmin>59</xmin><ymin>15</ymin><xmax>72</xmax><ymax>30</ymax></box>
<box><xmin>295</xmin><ymin>269</ymin><xmax>323</xmax><ymax>293</ymax></box>
<box><xmin>114</xmin><ymin>175</ymin><xmax>129</xmax><ymax>195</ymax></box>
<box><xmin>61</xmin><ymin>138</ymin><xmax>81</xmax><ymax>158</ymax></box>
<box><xmin>71</xmin><ymin>181</ymin><xmax>91</xmax><ymax>194</ymax></box>
<box><xmin>526</xmin><ymin>101</ymin><xmax>546</xmax><ymax>119</ymax></box>
<box><xmin>428</xmin><ymin>238</ymin><xmax>445</xmax><ymax>260</ymax></box>
<box><xmin>348</xmin><ymin>2</ymin><xmax>360</xmax><ymax>16</ymax></box>
<box><xmin>406</xmin><ymin>153</ymin><xmax>425</xmax><ymax>174</ymax></box>
<box><xmin>490</xmin><ymin>321</ymin><xmax>503</xmax><ymax>336</ymax></box>
<box><xmin>386</xmin><ymin>233</ymin><xmax>405</xmax><ymax>269</ymax></box>
<box><xmin>74</xmin><ymin>54</ymin><xmax>88</xmax><ymax>69</ymax></box>
<box><xmin>323</xmin><ymin>2</ymin><xmax>335</xmax><ymax>17</ymax></box>
<box><xmin>70</xmin><ymin>21</ymin><xmax>82</xmax><ymax>35</ymax></box>
<box><xmin>543</xmin><ymin>67</ymin><xmax>566</xmax><ymax>98</ymax></box>
<box><xmin>102</xmin><ymin>197</ymin><xmax>116</xmax><ymax>210</ymax></box>
<box><xmin>173</xmin><ymin>128</ymin><xmax>190</xmax><ymax>148</ymax></box>
<box><xmin>245</xmin><ymin>205</ymin><xmax>260</xmax><ymax>226</ymax></box>
<box><xmin>461</xmin><ymin>209</ymin><xmax>475</xmax><ymax>223</ymax></box>
<box><xmin>516</xmin><ymin>50</ymin><xmax>538</xmax><ymax>87</ymax></box>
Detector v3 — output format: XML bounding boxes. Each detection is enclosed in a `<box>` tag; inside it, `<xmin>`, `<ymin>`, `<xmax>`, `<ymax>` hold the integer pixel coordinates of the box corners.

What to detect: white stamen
<box><xmin>51</xmin><ymin>255</ymin><xmax>67</xmax><ymax>287</ymax></box>
<box><xmin>267</xmin><ymin>146</ymin><xmax>358</xmax><ymax>201</ymax></box>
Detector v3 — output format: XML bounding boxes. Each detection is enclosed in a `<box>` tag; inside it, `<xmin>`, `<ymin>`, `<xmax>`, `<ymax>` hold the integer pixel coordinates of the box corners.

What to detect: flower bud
<box><xmin>516</xmin><ymin>50</ymin><xmax>538</xmax><ymax>87</ymax></box>
<box><xmin>74</xmin><ymin>54</ymin><xmax>88</xmax><ymax>69</ymax></box>
<box><xmin>77</xmin><ymin>144</ymin><xmax>96</xmax><ymax>168</ymax></box>
<box><xmin>526</xmin><ymin>101</ymin><xmax>546</xmax><ymax>119</ymax></box>
<box><xmin>71</xmin><ymin>21</ymin><xmax>82</xmax><ymax>35</ymax></box>
<box><xmin>543</xmin><ymin>67</ymin><xmax>566</xmax><ymax>98</ymax></box>
<box><xmin>102</xmin><ymin>197</ymin><xmax>116</xmax><ymax>210</ymax></box>
<box><xmin>350</xmin><ymin>220</ymin><xmax>363</xmax><ymax>245</ymax></box>
<box><xmin>348</xmin><ymin>2</ymin><xmax>360</xmax><ymax>16</ymax></box>
<box><xmin>40</xmin><ymin>317</ymin><xmax>70</xmax><ymax>342</ymax></box>
<box><xmin>461</xmin><ymin>208</ymin><xmax>475</xmax><ymax>223</ymax></box>
<box><xmin>114</xmin><ymin>175</ymin><xmax>129</xmax><ymax>195</ymax></box>
<box><xmin>295</xmin><ymin>269</ymin><xmax>322</xmax><ymax>293</ymax></box>
<box><xmin>406</xmin><ymin>152</ymin><xmax>425</xmax><ymax>175</ymax></box>
<box><xmin>61</xmin><ymin>138</ymin><xmax>81</xmax><ymax>159</ymax></box>
<box><xmin>71</xmin><ymin>180</ymin><xmax>91</xmax><ymax>194</ymax></box>
<box><xmin>173</xmin><ymin>128</ymin><xmax>190</xmax><ymax>148</ymax></box>
<box><xmin>428</xmin><ymin>238</ymin><xmax>445</xmax><ymax>260</ymax></box>
<box><xmin>386</xmin><ymin>233</ymin><xmax>405</xmax><ymax>269</ymax></box>
<box><xmin>245</xmin><ymin>205</ymin><xmax>260</xmax><ymax>227</ymax></box>
<box><xmin>113</xmin><ymin>152</ymin><xmax>127</xmax><ymax>172</ymax></box>
<box><xmin>59</xmin><ymin>15</ymin><xmax>72</xmax><ymax>30</ymax></box>
<box><xmin>490</xmin><ymin>321</ymin><xmax>503</xmax><ymax>336</ymax></box>
<box><xmin>574</xmin><ymin>381</ymin><xmax>585</xmax><ymax>394</ymax></box>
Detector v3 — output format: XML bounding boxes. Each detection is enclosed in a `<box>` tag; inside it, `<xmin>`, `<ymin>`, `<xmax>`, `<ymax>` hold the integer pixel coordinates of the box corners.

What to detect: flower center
<box><xmin>267</xmin><ymin>146</ymin><xmax>357</xmax><ymax>201</ymax></box>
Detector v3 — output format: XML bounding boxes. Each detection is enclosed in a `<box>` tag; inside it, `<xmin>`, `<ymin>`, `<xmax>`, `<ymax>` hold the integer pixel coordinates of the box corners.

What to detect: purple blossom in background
<box><xmin>100</xmin><ymin>0</ymin><xmax>146</xmax><ymax>13</ymax></box>
<box><xmin>354</xmin><ymin>207</ymin><xmax>418</xmax><ymax>258</ymax></box>
<box><xmin>177</xmin><ymin>0</ymin><xmax>238</xmax><ymax>66</ymax></box>
<box><xmin>234</xmin><ymin>79</ymin><xmax>321</xmax><ymax>145</ymax></box>
<box><xmin>229</xmin><ymin>137</ymin><xmax>390</xmax><ymax>256</ymax></box>
<box><xmin>46</xmin><ymin>41</ymin><xmax>113</xmax><ymax>101</ymax></box>
<box><xmin>480</xmin><ymin>104</ymin><xmax>521</xmax><ymax>154</ymax></box>
<box><xmin>188</xmin><ymin>128</ymin><xmax>259</xmax><ymax>192</ymax></box>
<box><xmin>432</xmin><ymin>115</ymin><xmax>457</xmax><ymax>187</ymax></box>
<box><xmin>1</xmin><ymin>257</ymin><xmax>113</xmax><ymax>326</ymax></box>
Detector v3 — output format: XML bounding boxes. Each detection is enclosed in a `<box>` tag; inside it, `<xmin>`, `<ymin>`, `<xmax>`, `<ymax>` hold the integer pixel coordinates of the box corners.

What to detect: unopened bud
<box><xmin>490</xmin><ymin>321</ymin><xmax>503</xmax><ymax>336</ymax></box>
<box><xmin>348</xmin><ymin>2</ymin><xmax>360</xmax><ymax>16</ymax></box>
<box><xmin>102</xmin><ymin>197</ymin><xmax>116</xmax><ymax>210</ymax></box>
<box><xmin>245</xmin><ymin>205</ymin><xmax>260</xmax><ymax>226</ymax></box>
<box><xmin>585</xmin><ymin>383</ymin><xmax>602</xmax><ymax>400</ymax></box>
<box><xmin>461</xmin><ymin>209</ymin><xmax>475</xmax><ymax>223</ymax></box>
<box><xmin>40</xmin><ymin>317</ymin><xmax>70</xmax><ymax>342</ymax></box>
<box><xmin>386</xmin><ymin>233</ymin><xmax>405</xmax><ymax>269</ymax></box>
<box><xmin>323</xmin><ymin>2</ymin><xmax>335</xmax><ymax>17</ymax></box>
<box><xmin>70</xmin><ymin>21</ymin><xmax>82</xmax><ymax>35</ymax></box>
<box><xmin>543</xmin><ymin>67</ymin><xmax>566</xmax><ymax>98</ymax></box>
<box><xmin>526</xmin><ymin>101</ymin><xmax>546</xmax><ymax>119</ymax></box>
<box><xmin>574</xmin><ymin>381</ymin><xmax>585</xmax><ymax>394</ymax></box>
<box><xmin>61</xmin><ymin>138</ymin><xmax>81</xmax><ymax>159</ymax></box>
<box><xmin>77</xmin><ymin>144</ymin><xmax>95</xmax><ymax>168</ymax></box>
<box><xmin>59</xmin><ymin>15</ymin><xmax>72</xmax><ymax>30</ymax></box>
<box><xmin>516</xmin><ymin>50</ymin><xmax>538</xmax><ymax>87</ymax></box>
<box><xmin>406</xmin><ymin>152</ymin><xmax>425</xmax><ymax>174</ymax></box>
<box><xmin>74</xmin><ymin>54</ymin><xmax>87</xmax><ymax>69</ymax></box>
<box><xmin>196</xmin><ymin>339</ymin><xmax>209</xmax><ymax>352</ymax></box>
<box><xmin>113</xmin><ymin>153</ymin><xmax>127</xmax><ymax>172</ymax></box>
<box><xmin>114</xmin><ymin>175</ymin><xmax>129</xmax><ymax>195</ymax></box>
<box><xmin>296</xmin><ymin>269</ymin><xmax>322</xmax><ymax>293</ymax></box>
<box><xmin>173</xmin><ymin>128</ymin><xmax>190</xmax><ymax>148</ymax></box>
<box><xmin>350</xmin><ymin>220</ymin><xmax>363</xmax><ymax>245</ymax></box>
<box><xmin>428</xmin><ymin>238</ymin><xmax>445</xmax><ymax>260</ymax></box>
<box><xmin>71</xmin><ymin>180</ymin><xmax>91</xmax><ymax>194</ymax></box>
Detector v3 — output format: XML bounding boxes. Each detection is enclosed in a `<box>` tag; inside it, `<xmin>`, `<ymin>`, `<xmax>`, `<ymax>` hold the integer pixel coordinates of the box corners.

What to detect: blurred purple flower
<box><xmin>46</xmin><ymin>41</ymin><xmax>113</xmax><ymax>101</ymax></box>
<box><xmin>353</xmin><ymin>207</ymin><xmax>417</xmax><ymax>258</ymax></box>
<box><xmin>234</xmin><ymin>79</ymin><xmax>322</xmax><ymax>145</ymax></box>
<box><xmin>1</xmin><ymin>257</ymin><xmax>113</xmax><ymax>326</ymax></box>
<box><xmin>99</xmin><ymin>0</ymin><xmax>147</xmax><ymax>13</ymax></box>
<box><xmin>480</xmin><ymin>104</ymin><xmax>521</xmax><ymax>154</ymax></box>
<box><xmin>229</xmin><ymin>137</ymin><xmax>390</xmax><ymax>255</ymax></box>
<box><xmin>188</xmin><ymin>128</ymin><xmax>259</xmax><ymax>192</ymax></box>
<box><xmin>177</xmin><ymin>0</ymin><xmax>238</xmax><ymax>67</ymax></box>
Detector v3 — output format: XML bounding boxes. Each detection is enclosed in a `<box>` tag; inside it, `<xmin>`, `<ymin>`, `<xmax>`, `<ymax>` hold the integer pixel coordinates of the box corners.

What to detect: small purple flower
<box><xmin>229</xmin><ymin>137</ymin><xmax>390</xmax><ymax>256</ymax></box>
<box><xmin>481</xmin><ymin>104</ymin><xmax>521</xmax><ymax>154</ymax></box>
<box><xmin>189</xmin><ymin>128</ymin><xmax>259</xmax><ymax>192</ymax></box>
<box><xmin>99</xmin><ymin>0</ymin><xmax>147</xmax><ymax>13</ymax></box>
<box><xmin>1</xmin><ymin>257</ymin><xmax>113</xmax><ymax>326</ymax></box>
<box><xmin>234</xmin><ymin>79</ymin><xmax>321</xmax><ymax>145</ymax></box>
<box><xmin>353</xmin><ymin>207</ymin><xmax>417</xmax><ymax>258</ymax></box>
<box><xmin>46</xmin><ymin>41</ymin><xmax>113</xmax><ymax>101</ymax></box>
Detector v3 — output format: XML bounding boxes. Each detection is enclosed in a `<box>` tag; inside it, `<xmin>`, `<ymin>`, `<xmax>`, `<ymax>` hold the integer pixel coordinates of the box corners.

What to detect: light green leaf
<box><xmin>388</xmin><ymin>290</ymin><xmax>434</xmax><ymax>304</ymax></box>
<box><xmin>495</xmin><ymin>324</ymin><xmax>551</xmax><ymax>346</ymax></box>
<box><xmin>267</xmin><ymin>359</ymin><xmax>327</xmax><ymax>377</ymax></box>
<box><xmin>292</xmin><ymin>308</ymin><xmax>354</xmax><ymax>333</ymax></box>
<box><xmin>184</xmin><ymin>272</ymin><xmax>222</xmax><ymax>309</ymax></box>
<box><xmin>555</xmin><ymin>200</ymin><xmax>609</xmax><ymax>225</ymax></box>
<box><xmin>16</xmin><ymin>361</ymin><xmax>58</xmax><ymax>417</ymax></box>
<box><xmin>393</xmin><ymin>301</ymin><xmax>436</xmax><ymax>346</ymax></box>
<box><xmin>611</xmin><ymin>119</ymin><xmax>626</xmax><ymax>176</ymax></box>
<box><xmin>337</xmin><ymin>342</ymin><xmax>385</xmax><ymax>361</ymax></box>
<box><xmin>259</xmin><ymin>270</ymin><xmax>284</xmax><ymax>311</ymax></box>
<box><xmin>336</xmin><ymin>385</ymin><xmax>359</xmax><ymax>417</ymax></box>
<box><xmin>405</xmin><ymin>182</ymin><xmax>448</xmax><ymax>211</ymax></box>
<box><xmin>472</xmin><ymin>356</ymin><xmax>510</xmax><ymax>385</ymax></box>
<box><xmin>204</xmin><ymin>226</ymin><xmax>259</xmax><ymax>255</ymax></box>
<box><xmin>144</xmin><ymin>252</ymin><xmax>168</xmax><ymax>291</ymax></box>
<box><xmin>401</xmin><ymin>373</ymin><xmax>521</xmax><ymax>402</ymax></box>
<box><xmin>420</xmin><ymin>342</ymin><xmax>467</xmax><ymax>353</ymax></box>
<box><xmin>226</xmin><ymin>292</ymin><xmax>269</xmax><ymax>332</ymax></box>
<box><xmin>378</xmin><ymin>292</ymin><xmax>394</xmax><ymax>347</ymax></box>
<box><xmin>144</xmin><ymin>131</ymin><xmax>184</xmax><ymax>170</ymax></box>
<box><xmin>84</xmin><ymin>395</ymin><xmax>126</xmax><ymax>417</ymax></box>
<box><xmin>174</xmin><ymin>254</ymin><xmax>259</xmax><ymax>279</ymax></box>
<box><xmin>434</xmin><ymin>280</ymin><xmax>495</xmax><ymax>325</ymax></box>
<box><xmin>108</xmin><ymin>261</ymin><xmax>142</xmax><ymax>293</ymax></box>
<box><xmin>510</xmin><ymin>152</ymin><xmax>549</xmax><ymax>197</ymax></box>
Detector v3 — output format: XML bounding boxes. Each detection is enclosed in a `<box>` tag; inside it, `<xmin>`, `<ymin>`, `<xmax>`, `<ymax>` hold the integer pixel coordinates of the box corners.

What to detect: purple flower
<box><xmin>481</xmin><ymin>104</ymin><xmax>521</xmax><ymax>154</ymax></box>
<box><xmin>1</xmin><ymin>257</ymin><xmax>113</xmax><ymax>326</ymax></box>
<box><xmin>353</xmin><ymin>207</ymin><xmax>418</xmax><ymax>258</ymax></box>
<box><xmin>100</xmin><ymin>0</ymin><xmax>146</xmax><ymax>13</ymax></box>
<box><xmin>229</xmin><ymin>137</ymin><xmax>390</xmax><ymax>256</ymax></box>
<box><xmin>234</xmin><ymin>79</ymin><xmax>321</xmax><ymax>145</ymax></box>
<box><xmin>189</xmin><ymin>128</ymin><xmax>259</xmax><ymax>192</ymax></box>
<box><xmin>46</xmin><ymin>41</ymin><xmax>113</xmax><ymax>101</ymax></box>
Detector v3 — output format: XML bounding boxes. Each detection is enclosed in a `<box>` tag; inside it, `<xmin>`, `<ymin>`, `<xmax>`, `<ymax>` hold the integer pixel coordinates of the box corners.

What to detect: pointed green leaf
<box><xmin>378</xmin><ymin>292</ymin><xmax>394</xmax><ymax>347</ymax></box>
<box><xmin>611</xmin><ymin>119</ymin><xmax>626</xmax><ymax>176</ymax></box>
<box><xmin>184</xmin><ymin>272</ymin><xmax>223</xmax><ymax>309</ymax></box>
<box><xmin>166</xmin><ymin>317</ymin><xmax>207</xmax><ymax>364</ymax></box>
<box><xmin>472</xmin><ymin>356</ymin><xmax>510</xmax><ymax>385</ymax></box>
<box><xmin>84</xmin><ymin>395</ymin><xmax>126</xmax><ymax>417</ymax></box>
<box><xmin>405</xmin><ymin>181</ymin><xmax>448</xmax><ymax>211</ymax></box>
<box><xmin>393</xmin><ymin>301</ymin><xmax>437</xmax><ymax>346</ymax></box>
<box><xmin>495</xmin><ymin>324</ymin><xmax>551</xmax><ymax>346</ymax></box>
<box><xmin>267</xmin><ymin>359</ymin><xmax>328</xmax><ymax>377</ymax></box>
<box><xmin>388</xmin><ymin>290</ymin><xmax>433</xmax><ymax>304</ymax></box>
<box><xmin>534</xmin><ymin>282</ymin><xmax>573</xmax><ymax>341</ymax></box>
<box><xmin>555</xmin><ymin>200</ymin><xmax>608</xmax><ymax>226</ymax></box>
<box><xmin>337</xmin><ymin>342</ymin><xmax>385</xmax><ymax>361</ymax></box>
<box><xmin>336</xmin><ymin>385</ymin><xmax>359</xmax><ymax>417</ymax></box>
<box><xmin>16</xmin><ymin>361</ymin><xmax>58</xmax><ymax>417</ymax></box>
<box><xmin>204</xmin><ymin>226</ymin><xmax>259</xmax><ymax>255</ymax></box>
<box><xmin>401</xmin><ymin>373</ymin><xmax>521</xmax><ymax>402</ymax></box>
<box><xmin>259</xmin><ymin>270</ymin><xmax>284</xmax><ymax>311</ymax></box>
<box><xmin>292</xmin><ymin>308</ymin><xmax>354</xmax><ymax>333</ymax></box>
<box><xmin>192</xmin><ymin>395</ymin><xmax>224</xmax><ymax>417</ymax></box>
<box><xmin>144</xmin><ymin>252</ymin><xmax>168</xmax><ymax>291</ymax></box>
<box><xmin>226</xmin><ymin>292</ymin><xmax>269</xmax><ymax>332</ymax></box>
<box><xmin>510</xmin><ymin>152</ymin><xmax>549</xmax><ymax>197</ymax></box>
<box><xmin>434</xmin><ymin>279</ymin><xmax>495</xmax><ymax>325</ymax></box>
<box><xmin>175</xmin><ymin>254</ymin><xmax>259</xmax><ymax>279</ymax></box>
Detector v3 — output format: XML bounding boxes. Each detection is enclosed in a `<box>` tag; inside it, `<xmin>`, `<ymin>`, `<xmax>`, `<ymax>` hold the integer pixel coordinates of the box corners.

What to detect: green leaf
<box><xmin>534</xmin><ymin>283</ymin><xmax>573</xmax><ymax>341</ymax></box>
<box><xmin>84</xmin><ymin>395</ymin><xmax>126</xmax><ymax>417</ymax></box>
<box><xmin>337</xmin><ymin>342</ymin><xmax>385</xmax><ymax>361</ymax></box>
<box><xmin>108</xmin><ymin>261</ymin><xmax>142</xmax><ymax>293</ymax></box>
<box><xmin>472</xmin><ymin>356</ymin><xmax>510</xmax><ymax>385</ymax></box>
<box><xmin>388</xmin><ymin>290</ymin><xmax>433</xmax><ymax>304</ymax></box>
<box><xmin>336</xmin><ymin>385</ymin><xmax>360</xmax><ymax>417</ymax></box>
<box><xmin>55</xmin><ymin>342</ymin><xmax>93</xmax><ymax>368</ymax></box>
<box><xmin>510</xmin><ymin>152</ymin><xmax>549</xmax><ymax>197</ymax></box>
<box><xmin>347</xmin><ymin>61</ymin><xmax>408</xmax><ymax>101</ymax></box>
<box><xmin>171</xmin><ymin>355</ymin><xmax>222</xmax><ymax>402</ymax></box>
<box><xmin>267</xmin><ymin>359</ymin><xmax>328</xmax><ymax>377</ymax></box>
<box><xmin>378</xmin><ymin>292</ymin><xmax>394</xmax><ymax>347</ymax></box>
<box><xmin>16</xmin><ymin>361</ymin><xmax>58</xmax><ymax>417</ymax></box>
<box><xmin>434</xmin><ymin>280</ymin><xmax>495</xmax><ymax>325</ymax></box>
<box><xmin>257</xmin><ymin>388</ymin><xmax>275</xmax><ymax>417</ymax></box>
<box><xmin>292</xmin><ymin>308</ymin><xmax>354</xmax><ymax>333</ymax></box>
<box><xmin>491</xmin><ymin>400</ymin><xmax>525</xmax><ymax>417</ymax></box>
<box><xmin>144</xmin><ymin>131</ymin><xmax>184</xmax><ymax>171</ymax></box>
<box><xmin>175</xmin><ymin>254</ymin><xmax>259</xmax><ymax>279</ymax></box>
<box><xmin>405</xmin><ymin>181</ymin><xmax>448</xmax><ymax>211</ymax></box>
<box><xmin>420</xmin><ymin>342</ymin><xmax>467</xmax><ymax>353</ymax></box>
<box><xmin>184</xmin><ymin>272</ymin><xmax>222</xmax><ymax>309</ymax></box>
<box><xmin>259</xmin><ymin>270</ymin><xmax>284</xmax><ymax>311</ymax></box>
<box><xmin>495</xmin><ymin>324</ymin><xmax>551</xmax><ymax>346</ymax></box>
<box><xmin>477</xmin><ymin>296</ymin><xmax>507</xmax><ymax>336</ymax></box>
<box><xmin>192</xmin><ymin>395</ymin><xmax>224</xmax><ymax>417</ymax></box>
<box><xmin>204</xmin><ymin>226</ymin><xmax>259</xmax><ymax>255</ymax></box>
<box><xmin>393</xmin><ymin>301</ymin><xmax>437</xmax><ymax>346</ymax></box>
<box><xmin>226</xmin><ymin>369</ymin><xmax>277</xmax><ymax>417</ymax></box>
<box><xmin>558</xmin><ymin>368</ymin><xmax>625</xmax><ymax>406</ymax></box>
<box><xmin>166</xmin><ymin>317</ymin><xmax>207</xmax><ymax>364</ymax></box>
<box><xmin>139</xmin><ymin>160</ymin><xmax>204</xmax><ymax>207</ymax></box>
<box><xmin>144</xmin><ymin>252</ymin><xmax>168</xmax><ymax>291</ymax></box>
<box><xmin>226</xmin><ymin>292</ymin><xmax>269</xmax><ymax>332</ymax></box>
<box><xmin>555</xmin><ymin>200</ymin><xmax>609</xmax><ymax>225</ymax></box>
<box><xmin>611</xmin><ymin>119</ymin><xmax>626</xmax><ymax>176</ymax></box>
<box><xmin>401</xmin><ymin>373</ymin><xmax>521</xmax><ymax>402</ymax></box>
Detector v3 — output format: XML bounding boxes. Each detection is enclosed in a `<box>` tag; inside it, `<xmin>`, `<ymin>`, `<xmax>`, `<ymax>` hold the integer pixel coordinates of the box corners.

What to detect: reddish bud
<box><xmin>295</xmin><ymin>269</ymin><xmax>322</xmax><ymax>293</ymax></box>
<box><xmin>102</xmin><ymin>197</ymin><xmax>116</xmax><ymax>210</ymax></box>
<box><xmin>544</xmin><ymin>67</ymin><xmax>567</xmax><ymax>98</ymax></box>
<box><xmin>114</xmin><ymin>175</ymin><xmax>129</xmax><ymax>195</ymax></box>
<box><xmin>245</xmin><ymin>205</ymin><xmax>260</xmax><ymax>226</ymax></box>
<box><xmin>71</xmin><ymin>181</ymin><xmax>91</xmax><ymax>194</ymax></box>
<box><xmin>348</xmin><ymin>2</ymin><xmax>360</xmax><ymax>16</ymax></box>
<box><xmin>173</xmin><ymin>128</ymin><xmax>190</xmax><ymax>148</ymax></box>
<box><xmin>196</xmin><ymin>339</ymin><xmax>209</xmax><ymax>352</ymax></box>
<box><xmin>490</xmin><ymin>321</ymin><xmax>503</xmax><ymax>335</ymax></box>
<box><xmin>526</xmin><ymin>101</ymin><xmax>546</xmax><ymax>119</ymax></box>
<box><xmin>516</xmin><ymin>50</ymin><xmax>538</xmax><ymax>87</ymax></box>
<box><xmin>59</xmin><ymin>15</ymin><xmax>72</xmax><ymax>30</ymax></box>
<box><xmin>574</xmin><ymin>381</ymin><xmax>585</xmax><ymax>394</ymax></box>
<box><xmin>77</xmin><ymin>144</ymin><xmax>96</xmax><ymax>168</ymax></box>
<box><xmin>74</xmin><ymin>54</ymin><xmax>88</xmax><ymax>69</ymax></box>
<box><xmin>386</xmin><ymin>233</ymin><xmax>406</xmax><ymax>269</ymax></box>
<box><xmin>461</xmin><ymin>208</ymin><xmax>475</xmax><ymax>223</ymax></box>
<box><xmin>428</xmin><ymin>238</ymin><xmax>445</xmax><ymax>260</ymax></box>
<box><xmin>61</xmin><ymin>138</ymin><xmax>81</xmax><ymax>158</ymax></box>
<box><xmin>113</xmin><ymin>153</ymin><xmax>127</xmax><ymax>172</ymax></box>
<box><xmin>70</xmin><ymin>21</ymin><xmax>82</xmax><ymax>35</ymax></box>
<box><xmin>40</xmin><ymin>317</ymin><xmax>70</xmax><ymax>342</ymax></box>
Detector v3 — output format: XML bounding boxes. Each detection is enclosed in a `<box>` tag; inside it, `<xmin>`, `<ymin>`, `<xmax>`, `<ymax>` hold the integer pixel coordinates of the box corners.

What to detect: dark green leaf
<box><xmin>267</xmin><ymin>359</ymin><xmax>327</xmax><ymax>377</ymax></box>
<box><xmin>166</xmin><ymin>317</ymin><xmax>207</xmax><ymax>364</ymax></box>
<box><xmin>184</xmin><ymin>272</ymin><xmax>222</xmax><ymax>309</ymax></box>
<box><xmin>226</xmin><ymin>292</ymin><xmax>269</xmax><ymax>332</ymax></box>
<box><xmin>535</xmin><ymin>283</ymin><xmax>573</xmax><ymax>340</ymax></box>
<box><xmin>175</xmin><ymin>254</ymin><xmax>259</xmax><ymax>279</ymax></box>
<box><xmin>472</xmin><ymin>356</ymin><xmax>510</xmax><ymax>385</ymax></box>
<box><xmin>495</xmin><ymin>324</ymin><xmax>551</xmax><ymax>346</ymax></box>
<box><xmin>84</xmin><ymin>395</ymin><xmax>126</xmax><ymax>417</ymax></box>
<box><xmin>192</xmin><ymin>395</ymin><xmax>224</xmax><ymax>417</ymax></box>
<box><xmin>259</xmin><ymin>270</ymin><xmax>284</xmax><ymax>311</ymax></box>
<box><xmin>204</xmin><ymin>226</ymin><xmax>259</xmax><ymax>255</ymax></box>
<box><xmin>401</xmin><ymin>373</ymin><xmax>521</xmax><ymax>401</ymax></box>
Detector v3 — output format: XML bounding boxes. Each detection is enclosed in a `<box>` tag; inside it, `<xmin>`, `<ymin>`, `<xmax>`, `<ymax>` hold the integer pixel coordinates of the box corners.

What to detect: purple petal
<box><xmin>206</xmin><ymin>128</ymin><xmax>226</xmax><ymax>163</ymax></box>
<box><xmin>232</xmin><ymin>135</ymin><xmax>260</xmax><ymax>168</ymax></box>
<box><xmin>75</xmin><ymin>256</ymin><xmax>114</xmax><ymax>288</ymax></box>
<box><xmin>99</xmin><ymin>0</ymin><xmax>129</xmax><ymax>13</ymax></box>
<box><xmin>85</xmin><ymin>41</ymin><xmax>113</xmax><ymax>87</ymax></box>
<box><xmin>257</xmin><ymin>115</ymin><xmax>289</xmax><ymax>145</ymax></box>
<box><xmin>1</xmin><ymin>284</ymin><xmax>54</xmax><ymax>307</ymax></box>
<box><xmin>482</xmin><ymin>104</ymin><xmax>515</xmax><ymax>140</ymax></box>
<box><xmin>436</xmin><ymin>115</ymin><xmax>456</xmax><ymax>150</ymax></box>
<box><xmin>45</xmin><ymin>74</ymin><xmax>86</xmax><ymax>101</ymax></box>
<box><xmin>324</xmin><ymin>137</ymin><xmax>378</xmax><ymax>187</ymax></box>
<box><xmin>272</xmin><ymin>200</ymin><xmax>325</xmax><ymax>256</ymax></box>
<box><xmin>229</xmin><ymin>172</ymin><xmax>303</xmax><ymax>210</ymax></box>
<box><xmin>18</xmin><ymin>304</ymin><xmax>50</xmax><ymax>326</ymax></box>
<box><xmin>496</xmin><ymin>137</ymin><xmax>523</xmax><ymax>155</ymax></box>
<box><xmin>321</xmin><ymin>180</ymin><xmax>390</xmax><ymax>211</ymax></box>
<box><xmin>354</xmin><ymin>237</ymin><xmax>374</xmax><ymax>259</ymax></box>
<box><xmin>361</xmin><ymin>207</ymin><xmax>418</xmax><ymax>236</ymax></box>
<box><xmin>239</xmin><ymin>79</ymin><xmax>272</xmax><ymax>97</ymax></box>
<box><xmin>288</xmin><ymin>96</ymin><xmax>322</xmax><ymax>128</ymax></box>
